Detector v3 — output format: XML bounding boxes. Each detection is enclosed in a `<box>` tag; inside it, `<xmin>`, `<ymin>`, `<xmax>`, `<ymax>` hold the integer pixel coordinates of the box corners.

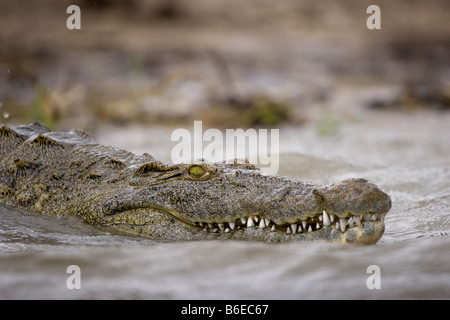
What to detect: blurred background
<box><xmin>1</xmin><ymin>0</ymin><xmax>449</xmax><ymax>133</ymax></box>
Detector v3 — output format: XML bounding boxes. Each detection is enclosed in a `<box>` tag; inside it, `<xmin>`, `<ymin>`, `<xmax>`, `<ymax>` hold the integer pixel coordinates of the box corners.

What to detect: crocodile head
<box><xmin>96</xmin><ymin>162</ymin><xmax>391</xmax><ymax>244</ymax></box>
<box><xmin>0</xmin><ymin>122</ymin><xmax>392</xmax><ymax>244</ymax></box>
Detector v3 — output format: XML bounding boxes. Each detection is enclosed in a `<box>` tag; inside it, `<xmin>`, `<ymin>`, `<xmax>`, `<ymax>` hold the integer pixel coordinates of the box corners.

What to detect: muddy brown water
<box><xmin>1</xmin><ymin>109</ymin><xmax>449</xmax><ymax>299</ymax></box>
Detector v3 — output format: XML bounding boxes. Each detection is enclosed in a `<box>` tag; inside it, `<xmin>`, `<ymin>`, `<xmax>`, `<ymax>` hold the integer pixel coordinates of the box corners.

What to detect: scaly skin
<box><xmin>0</xmin><ymin>122</ymin><xmax>391</xmax><ymax>244</ymax></box>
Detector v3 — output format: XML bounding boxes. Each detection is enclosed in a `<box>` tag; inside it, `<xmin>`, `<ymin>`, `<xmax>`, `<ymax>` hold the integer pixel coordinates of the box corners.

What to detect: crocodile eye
<box><xmin>189</xmin><ymin>165</ymin><xmax>205</xmax><ymax>179</ymax></box>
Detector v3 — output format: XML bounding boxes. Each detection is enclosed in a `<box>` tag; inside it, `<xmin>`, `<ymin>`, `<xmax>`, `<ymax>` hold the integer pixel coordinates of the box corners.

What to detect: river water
<box><xmin>0</xmin><ymin>107</ymin><xmax>449</xmax><ymax>300</ymax></box>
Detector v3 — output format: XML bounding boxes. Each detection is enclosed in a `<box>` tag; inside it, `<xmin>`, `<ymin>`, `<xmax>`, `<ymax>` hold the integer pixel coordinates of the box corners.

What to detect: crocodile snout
<box><xmin>316</xmin><ymin>178</ymin><xmax>392</xmax><ymax>217</ymax></box>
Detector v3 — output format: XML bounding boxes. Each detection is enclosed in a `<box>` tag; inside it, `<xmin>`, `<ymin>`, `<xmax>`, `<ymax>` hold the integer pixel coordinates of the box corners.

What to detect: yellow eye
<box><xmin>189</xmin><ymin>165</ymin><xmax>205</xmax><ymax>179</ymax></box>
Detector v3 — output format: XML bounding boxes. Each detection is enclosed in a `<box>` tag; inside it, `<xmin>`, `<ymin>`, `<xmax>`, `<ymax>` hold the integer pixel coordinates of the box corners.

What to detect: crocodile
<box><xmin>0</xmin><ymin>122</ymin><xmax>391</xmax><ymax>244</ymax></box>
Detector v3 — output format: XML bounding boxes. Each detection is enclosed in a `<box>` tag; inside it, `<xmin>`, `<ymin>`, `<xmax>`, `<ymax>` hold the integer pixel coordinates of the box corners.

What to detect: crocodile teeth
<box><xmin>354</xmin><ymin>215</ymin><xmax>361</xmax><ymax>226</ymax></box>
<box><xmin>259</xmin><ymin>219</ymin><xmax>266</xmax><ymax>229</ymax></box>
<box><xmin>291</xmin><ymin>223</ymin><xmax>297</xmax><ymax>234</ymax></box>
<box><xmin>302</xmin><ymin>220</ymin><xmax>307</xmax><ymax>230</ymax></box>
<box><xmin>322</xmin><ymin>210</ymin><xmax>331</xmax><ymax>226</ymax></box>
<box><xmin>199</xmin><ymin>209</ymin><xmax>386</xmax><ymax>234</ymax></box>
<box><xmin>339</xmin><ymin>218</ymin><xmax>347</xmax><ymax>232</ymax></box>
<box><xmin>348</xmin><ymin>217</ymin><xmax>354</xmax><ymax>228</ymax></box>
